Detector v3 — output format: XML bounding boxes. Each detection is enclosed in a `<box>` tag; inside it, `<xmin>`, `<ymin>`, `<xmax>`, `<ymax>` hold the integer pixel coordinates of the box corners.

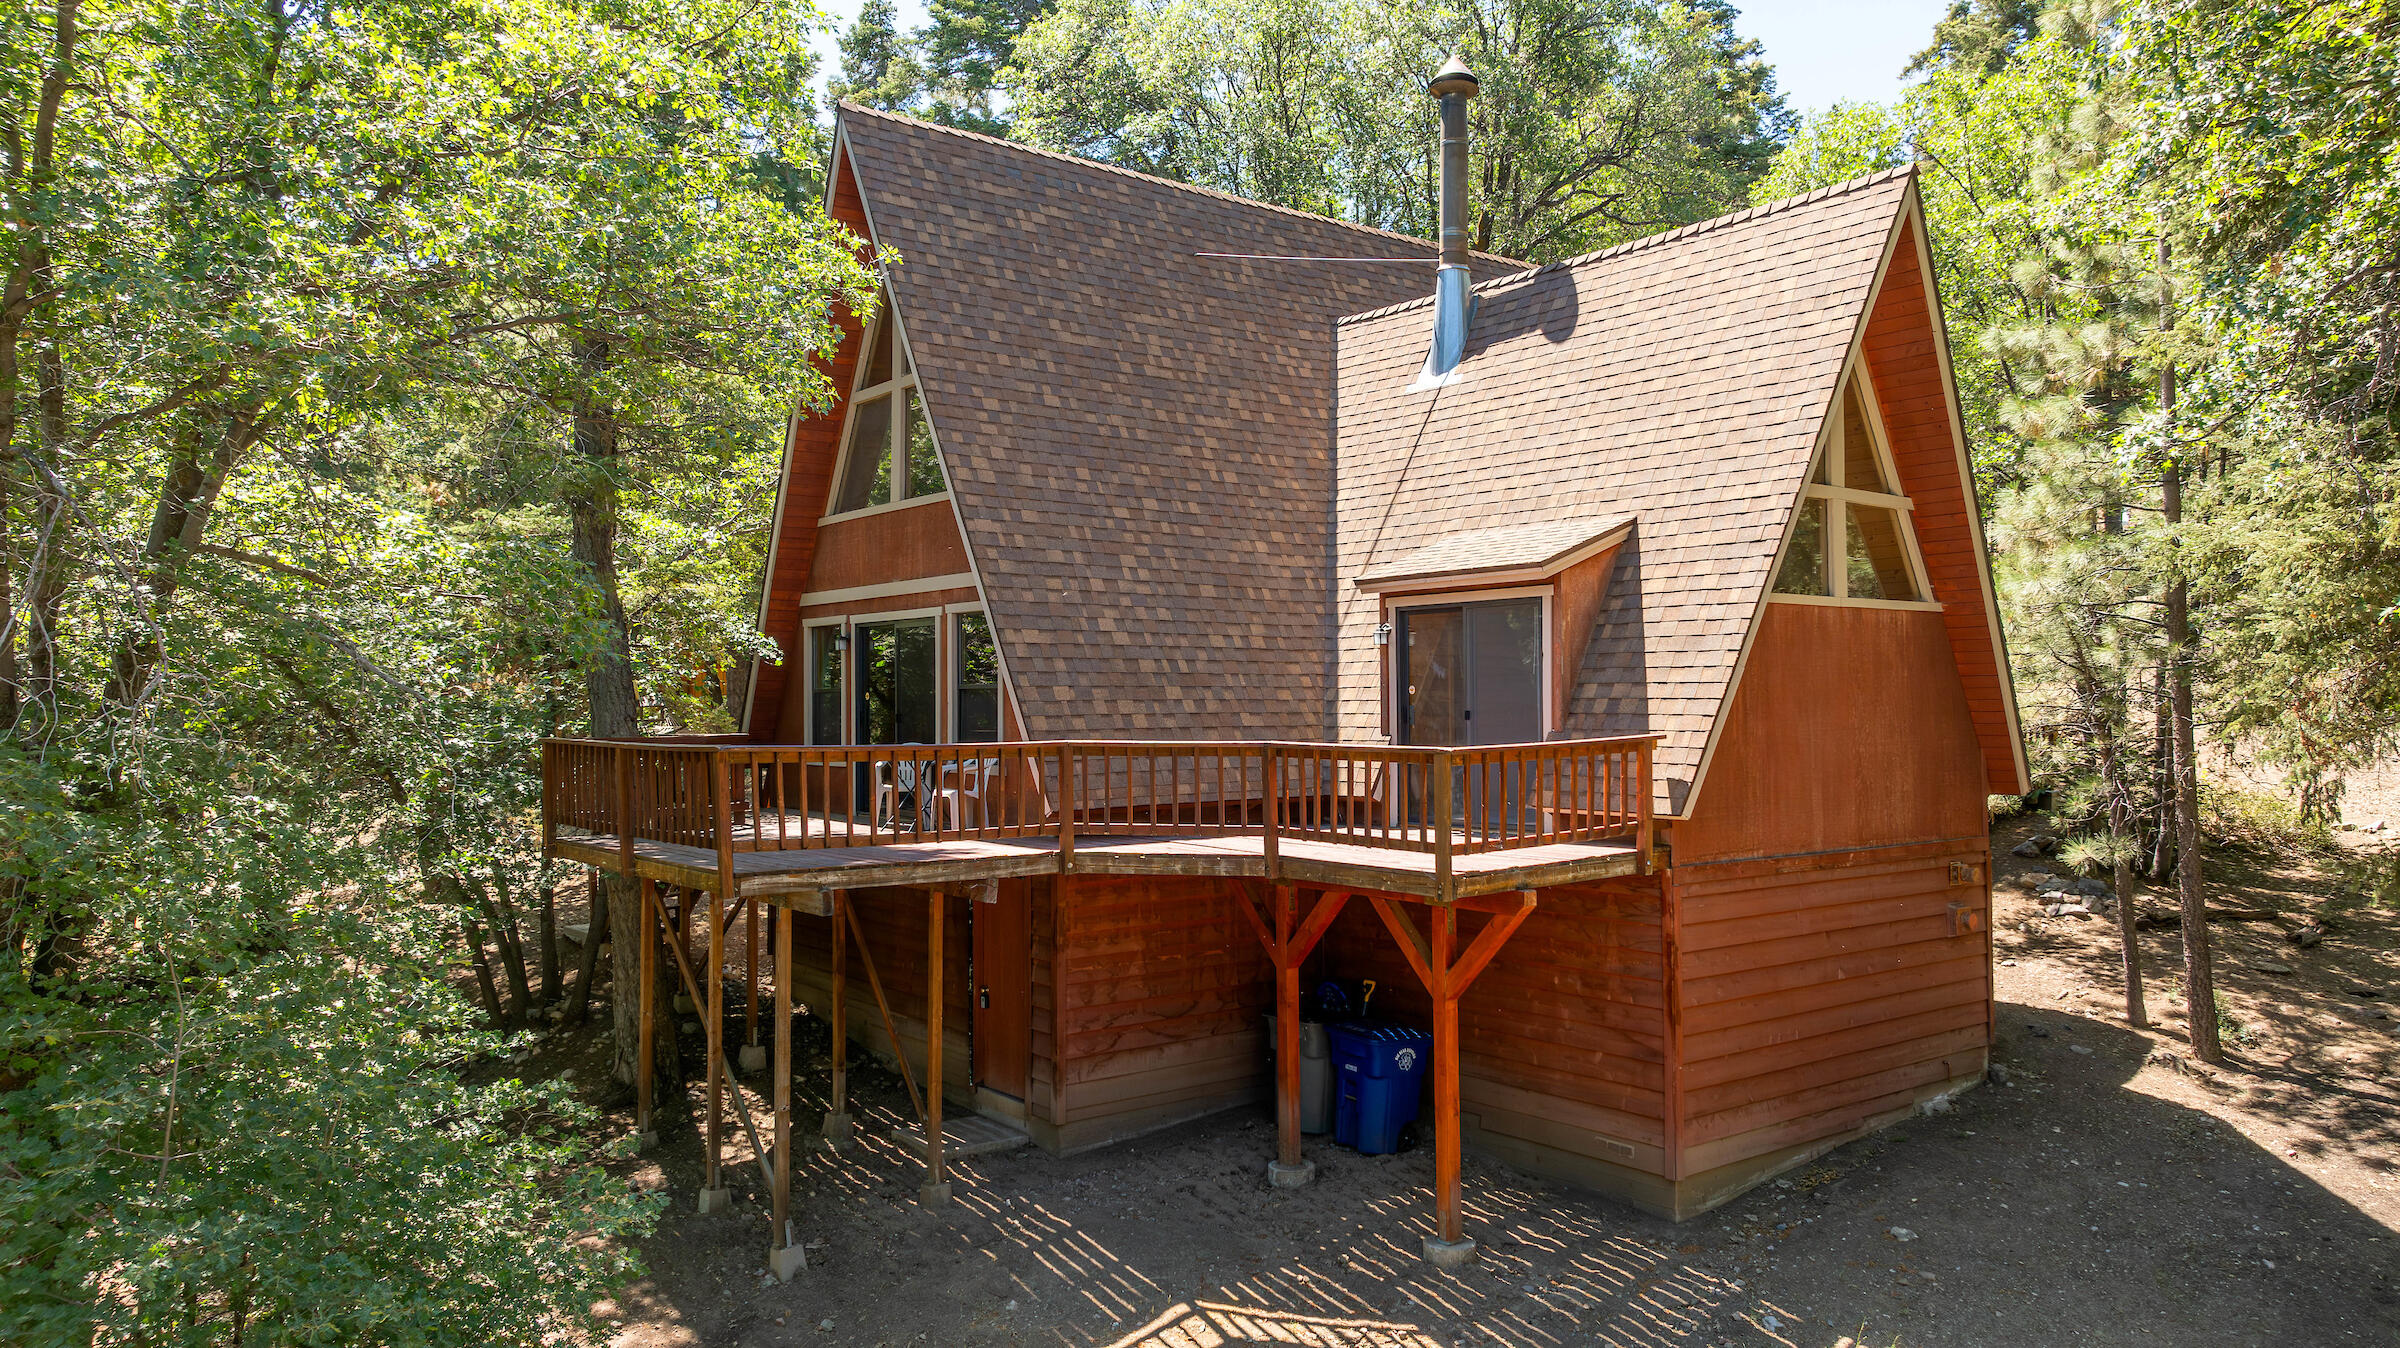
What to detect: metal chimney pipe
<box><xmin>1415</xmin><ymin>55</ymin><xmax>1480</xmax><ymax>388</ymax></box>
<box><xmin>1430</xmin><ymin>55</ymin><xmax>1478</xmax><ymax>267</ymax></box>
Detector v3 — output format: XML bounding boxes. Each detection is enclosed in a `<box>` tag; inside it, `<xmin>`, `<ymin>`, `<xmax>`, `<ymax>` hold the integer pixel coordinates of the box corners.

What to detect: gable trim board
<box><xmin>1896</xmin><ymin>205</ymin><xmax>2027</xmax><ymax>795</ymax></box>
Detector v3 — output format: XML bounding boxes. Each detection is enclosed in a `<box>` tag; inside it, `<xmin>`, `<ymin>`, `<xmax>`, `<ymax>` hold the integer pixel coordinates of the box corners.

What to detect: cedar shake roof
<box><xmin>1334</xmin><ymin>168</ymin><xmax>1976</xmax><ymax>812</ymax></box>
<box><xmin>835</xmin><ymin>105</ymin><xmax>1524</xmax><ymax>739</ymax></box>
<box><xmin>1357</xmin><ymin>515</ymin><xmax>1635</xmax><ymax>590</ymax></box>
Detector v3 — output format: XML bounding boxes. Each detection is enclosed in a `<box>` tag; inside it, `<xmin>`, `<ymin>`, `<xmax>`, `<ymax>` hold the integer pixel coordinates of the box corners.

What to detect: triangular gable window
<box><xmin>828</xmin><ymin>289</ymin><xmax>946</xmax><ymax>517</ymax></box>
<box><xmin>1772</xmin><ymin>368</ymin><xmax>1933</xmax><ymax>606</ymax></box>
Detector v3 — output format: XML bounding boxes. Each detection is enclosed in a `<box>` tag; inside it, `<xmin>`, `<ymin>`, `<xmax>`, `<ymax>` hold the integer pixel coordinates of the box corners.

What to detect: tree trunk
<box><xmin>2159</xmin><ymin>244</ymin><xmax>2220</xmax><ymax>1063</ymax></box>
<box><xmin>538</xmin><ymin>873</ymin><xmax>560</xmax><ymax>1006</ymax></box>
<box><xmin>564</xmin><ymin>332</ymin><xmax>680</xmax><ymax>1094</ymax></box>
<box><xmin>461</xmin><ymin>913</ymin><xmax>506</xmax><ymax>1031</ymax></box>
<box><xmin>566</xmin><ymin>870</ymin><xmax>610</xmax><ymax>1024</ymax></box>
<box><xmin>476</xmin><ymin>887</ymin><xmax>532</xmax><ymax>1031</ymax></box>
<box><xmin>2150</xmin><ymin>662</ymin><xmax>2174</xmax><ymax>880</ymax></box>
<box><xmin>100</xmin><ymin>410</ymin><xmax>259</xmax><ymax>720</ymax></box>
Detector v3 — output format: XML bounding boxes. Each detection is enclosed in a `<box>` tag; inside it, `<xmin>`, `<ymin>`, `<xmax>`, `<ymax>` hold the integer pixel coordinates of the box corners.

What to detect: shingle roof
<box><xmin>1333</xmin><ymin>168</ymin><xmax>1919</xmax><ymax>811</ymax></box>
<box><xmin>836</xmin><ymin>105</ymin><xmax>1522</xmax><ymax>739</ymax></box>
<box><xmin>1356</xmin><ymin>515</ymin><xmax>1634</xmax><ymax>589</ymax></box>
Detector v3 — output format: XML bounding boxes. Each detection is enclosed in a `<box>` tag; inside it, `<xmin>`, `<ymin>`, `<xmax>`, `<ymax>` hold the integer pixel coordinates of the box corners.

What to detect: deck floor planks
<box><xmin>552</xmin><ymin>826</ymin><xmax>1643</xmax><ymax>899</ymax></box>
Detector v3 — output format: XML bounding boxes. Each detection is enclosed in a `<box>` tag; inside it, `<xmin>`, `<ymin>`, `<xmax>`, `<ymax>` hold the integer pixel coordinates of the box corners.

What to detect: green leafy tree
<box><xmin>1006</xmin><ymin>0</ymin><xmax>1795</xmax><ymax>262</ymax></box>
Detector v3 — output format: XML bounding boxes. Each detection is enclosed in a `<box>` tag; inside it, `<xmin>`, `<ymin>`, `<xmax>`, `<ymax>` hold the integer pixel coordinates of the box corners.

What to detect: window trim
<box><xmin>1383</xmin><ymin>584</ymin><xmax>1554</xmax><ymax>745</ymax></box>
<box><xmin>1770</xmin><ymin>365</ymin><xmax>1941</xmax><ymax>610</ymax></box>
<box><xmin>821</xmin><ymin>299</ymin><xmax>953</xmax><ymax>525</ymax></box>
<box><xmin>801</xmin><ymin>616</ymin><xmax>850</xmax><ymax>745</ymax></box>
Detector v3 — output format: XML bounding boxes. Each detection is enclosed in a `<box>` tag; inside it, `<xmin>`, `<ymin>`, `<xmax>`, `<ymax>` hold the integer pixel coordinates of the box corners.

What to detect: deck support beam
<box><xmin>636</xmin><ymin>878</ymin><xmax>658</xmax><ymax>1147</ymax></box>
<box><xmin>768</xmin><ymin>905</ymin><xmax>804</xmax><ymax>1280</ymax></box>
<box><xmin>822</xmin><ymin>893</ymin><xmax>853</xmax><ymax>1146</ymax></box>
<box><xmin>921</xmin><ymin>887</ymin><xmax>950</xmax><ymax>1205</ymax></box>
<box><xmin>698</xmin><ymin>879</ymin><xmax>730</xmax><ymax>1213</ymax></box>
<box><xmin>1237</xmin><ymin>884</ymin><xmax>1350</xmax><ymax>1186</ymax></box>
<box><xmin>1366</xmin><ymin>889</ymin><xmax>1537</xmax><ymax>1266</ymax></box>
<box><xmin>740</xmin><ymin>895</ymin><xmax>766</xmax><ymax>1074</ymax></box>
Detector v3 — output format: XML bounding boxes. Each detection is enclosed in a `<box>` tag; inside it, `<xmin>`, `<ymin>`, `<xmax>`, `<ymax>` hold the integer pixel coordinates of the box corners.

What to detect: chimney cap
<box><xmin>1429</xmin><ymin>54</ymin><xmax>1479</xmax><ymax>99</ymax></box>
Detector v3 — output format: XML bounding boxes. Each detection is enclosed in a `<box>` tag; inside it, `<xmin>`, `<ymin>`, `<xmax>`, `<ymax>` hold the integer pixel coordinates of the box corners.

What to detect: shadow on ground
<box><xmin>587</xmin><ymin>998</ymin><xmax>2397</xmax><ymax>1348</ymax></box>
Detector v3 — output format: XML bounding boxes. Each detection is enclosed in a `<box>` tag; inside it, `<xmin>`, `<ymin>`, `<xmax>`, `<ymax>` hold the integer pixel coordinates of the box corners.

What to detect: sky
<box><xmin>803</xmin><ymin>0</ymin><xmax>1952</xmax><ymax>117</ymax></box>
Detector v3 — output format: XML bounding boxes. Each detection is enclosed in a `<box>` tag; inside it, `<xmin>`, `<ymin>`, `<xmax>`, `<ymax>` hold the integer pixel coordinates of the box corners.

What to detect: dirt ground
<box><xmin>532</xmin><ymin>814</ymin><xmax>2400</xmax><ymax>1348</ymax></box>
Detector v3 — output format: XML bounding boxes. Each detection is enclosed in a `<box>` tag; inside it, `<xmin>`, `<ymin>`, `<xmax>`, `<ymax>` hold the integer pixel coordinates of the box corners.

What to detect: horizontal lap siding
<box><xmin>1312</xmin><ymin>878</ymin><xmax>1670</xmax><ymax>1168</ymax></box>
<box><xmin>776</xmin><ymin>886</ymin><xmax>975</xmax><ymax>1103</ymax></box>
<box><xmin>1676</xmin><ymin>849</ymin><xmax>1988</xmax><ymax>1175</ymax></box>
<box><xmin>1053</xmin><ymin>875</ymin><xmax>1272</xmax><ymax>1149</ymax></box>
<box><xmin>1030</xmin><ymin>877</ymin><xmax>1058</xmax><ymax>1123</ymax></box>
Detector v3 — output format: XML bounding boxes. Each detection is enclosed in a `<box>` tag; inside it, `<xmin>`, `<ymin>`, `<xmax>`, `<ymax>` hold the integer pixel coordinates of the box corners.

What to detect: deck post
<box><xmin>1363</xmin><ymin>888</ymin><xmax>1535</xmax><ymax>1269</ymax></box>
<box><xmin>700</xmin><ymin>750</ymin><xmax>736</xmax><ymax>1213</ymax></box>
<box><xmin>823</xmin><ymin>892</ymin><xmax>853</xmax><ymax>1146</ymax></box>
<box><xmin>740</xmin><ymin>892</ymin><xmax>764</xmax><ymax>1074</ymax></box>
<box><xmin>1269</xmin><ymin>883</ymin><xmax>1308</xmax><ymax>1186</ymax></box>
<box><xmin>921</xmin><ymin>887</ymin><xmax>950</xmax><ymax>1205</ymax></box>
<box><xmin>636</xmin><ymin>877</ymin><xmax>658</xmax><ymax>1148</ymax></box>
<box><xmin>1426</xmin><ymin>904</ymin><xmax>1466</xmax><ymax>1263</ymax></box>
<box><xmin>697</xmin><ymin>877</ymin><xmax>731</xmax><ymax>1213</ymax></box>
<box><xmin>768</xmin><ymin>903</ymin><xmax>804</xmax><ymax>1280</ymax></box>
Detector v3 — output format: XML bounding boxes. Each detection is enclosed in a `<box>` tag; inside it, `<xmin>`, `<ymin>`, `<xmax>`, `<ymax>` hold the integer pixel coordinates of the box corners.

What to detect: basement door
<box><xmin>972</xmin><ymin>882</ymin><xmax>1031</xmax><ymax>1099</ymax></box>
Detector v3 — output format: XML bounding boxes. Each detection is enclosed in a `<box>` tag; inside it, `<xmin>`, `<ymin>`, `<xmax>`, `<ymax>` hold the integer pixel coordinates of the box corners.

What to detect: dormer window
<box><xmin>1772</xmin><ymin>368</ymin><xmax>1934</xmax><ymax>607</ymax></box>
<box><xmin>828</xmin><ymin>292</ymin><xmax>947</xmax><ymax>518</ymax></box>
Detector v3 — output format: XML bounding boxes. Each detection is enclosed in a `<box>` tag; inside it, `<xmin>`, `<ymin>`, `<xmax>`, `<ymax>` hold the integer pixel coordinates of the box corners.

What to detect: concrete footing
<box><xmin>1422</xmin><ymin>1236</ymin><xmax>1476</xmax><ymax>1269</ymax></box>
<box><xmin>738</xmin><ymin>1043</ymin><xmax>767</xmax><ymax>1074</ymax></box>
<box><xmin>1267</xmin><ymin>1159</ymin><xmax>1316</xmax><ymax>1189</ymax></box>
<box><xmin>767</xmin><ymin>1242</ymin><xmax>807</xmax><ymax>1281</ymax></box>
<box><xmin>821</xmin><ymin>1110</ymin><xmax>854</xmax><ymax>1148</ymax></box>
<box><xmin>919</xmin><ymin>1180</ymin><xmax>953</xmax><ymax>1206</ymax></box>
<box><xmin>673</xmin><ymin>993</ymin><xmax>696</xmax><ymax>1015</ymax></box>
<box><xmin>696</xmin><ymin>1186</ymin><xmax>733</xmax><ymax>1215</ymax></box>
<box><xmin>635</xmin><ymin>1130</ymin><xmax>658</xmax><ymax>1151</ymax></box>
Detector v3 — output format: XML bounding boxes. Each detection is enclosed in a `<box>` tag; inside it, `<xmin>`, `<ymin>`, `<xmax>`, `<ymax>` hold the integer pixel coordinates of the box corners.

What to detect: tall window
<box><xmin>955</xmin><ymin>613</ymin><xmax>1000</xmax><ymax>742</ymax></box>
<box><xmin>1773</xmin><ymin>370</ymin><xmax>1931</xmax><ymax>604</ymax></box>
<box><xmin>854</xmin><ymin>618</ymin><xmax>938</xmax><ymax>745</ymax></box>
<box><xmin>830</xmin><ymin>293</ymin><xmax>947</xmax><ymax>516</ymax></box>
<box><xmin>808</xmin><ymin>627</ymin><xmax>844</xmax><ymax>745</ymax></box>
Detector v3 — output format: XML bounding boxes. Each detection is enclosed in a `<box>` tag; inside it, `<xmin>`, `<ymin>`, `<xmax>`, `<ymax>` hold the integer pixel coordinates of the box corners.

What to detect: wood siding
<box><xmin>1050</xmin><ymin>875</ymin><xmax>1273</xmax><ymax>1152</ymax></box>
<box><xmin>1672</xmin><ymin>843</ymin><xmax>1989</xmax><ymax>1201</ymax></box>
<box><xmin>1676</xmin><ymin>602</ymin><xmax>1987</xmax><ymax>863</ymax></box>
<box><xmin>1311</xmin><ymin>876</ymin><xmax>1674</xmax><ymax>1208</ymax></box>
<box><xmin>803</xmin><ymin>499</ymin><xmax>971</xmax><ymax>595</ymax></box>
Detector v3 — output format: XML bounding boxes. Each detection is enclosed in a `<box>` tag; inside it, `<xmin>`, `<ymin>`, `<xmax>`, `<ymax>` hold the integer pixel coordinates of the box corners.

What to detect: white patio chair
<box><xmin>932</xmin><ymin>756</ymin><xmax>1003</xmax><ymax>831</ymax></box>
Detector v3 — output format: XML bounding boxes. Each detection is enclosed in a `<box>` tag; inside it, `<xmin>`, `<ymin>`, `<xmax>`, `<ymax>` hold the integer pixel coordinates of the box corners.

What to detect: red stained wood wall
<box><xmin>1665</xmin><ymin>600</ymin><xmax>1993</xmax><ymax>1197</ymax></box>
<box><xmin>1309</xmin><ymin>876</ymin><xmax>1675</xmax><ymax>1206</ymax></box>
<box><xmin>1049</xmin><ymin>875</ymin><xmax>1274</xmax><ymax>1151</ymax></box>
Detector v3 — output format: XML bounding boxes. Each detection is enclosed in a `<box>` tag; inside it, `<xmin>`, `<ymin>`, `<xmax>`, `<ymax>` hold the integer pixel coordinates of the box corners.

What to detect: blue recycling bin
<box><xmin>1328</xmin><ymin>1022</ymin><xmax>1432</xmax><ymax>1155</ymax></box>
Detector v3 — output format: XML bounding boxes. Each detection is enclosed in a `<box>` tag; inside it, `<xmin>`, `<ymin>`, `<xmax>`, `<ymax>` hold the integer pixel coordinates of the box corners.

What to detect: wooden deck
<box><xmin>551</xmin><ymin>827</ymin><xmax>1644</xmax><ymax>902</ymax></box>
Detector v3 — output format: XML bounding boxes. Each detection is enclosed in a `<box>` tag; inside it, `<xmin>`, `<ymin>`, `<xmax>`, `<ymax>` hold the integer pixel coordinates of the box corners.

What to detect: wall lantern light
<box><xmin>1373</xmin><ymin>623</ymin><xmax>1393</xmax><ymax>647</ymax></box>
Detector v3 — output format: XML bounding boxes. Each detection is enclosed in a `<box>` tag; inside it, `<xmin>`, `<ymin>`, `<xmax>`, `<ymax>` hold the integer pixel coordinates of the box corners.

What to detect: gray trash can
<box><xmin>1264</xmin><ymin>1015</ymin><xmax>1335</xmax><ymax>1134</ymax></box>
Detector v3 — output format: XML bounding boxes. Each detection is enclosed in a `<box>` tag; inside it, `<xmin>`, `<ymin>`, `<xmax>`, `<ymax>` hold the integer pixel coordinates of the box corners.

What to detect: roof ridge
<box><xmin>1334</xmin><ymin>163</ymin><xmax>1919</xmax><ymax>327</ymax></box>
<box><xmin>837</xmin><ymin>102</ymin><xmax>1528</xmax><ymax>269</ymax></box>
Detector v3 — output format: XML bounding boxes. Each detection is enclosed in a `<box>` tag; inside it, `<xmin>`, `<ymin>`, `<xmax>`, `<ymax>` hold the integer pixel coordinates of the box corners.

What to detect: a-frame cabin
<box><xmin>542</xmin><ymin>86</ymin><xmax>2024</xmax><ymax>1274</ymax></box>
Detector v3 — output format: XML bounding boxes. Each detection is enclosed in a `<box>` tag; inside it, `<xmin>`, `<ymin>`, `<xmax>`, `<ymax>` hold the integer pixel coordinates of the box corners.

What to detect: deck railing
<box><xmin>541</xmin><ymin>735</ymin><xmax>1656</xmax><ymax>871</ymax></box>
